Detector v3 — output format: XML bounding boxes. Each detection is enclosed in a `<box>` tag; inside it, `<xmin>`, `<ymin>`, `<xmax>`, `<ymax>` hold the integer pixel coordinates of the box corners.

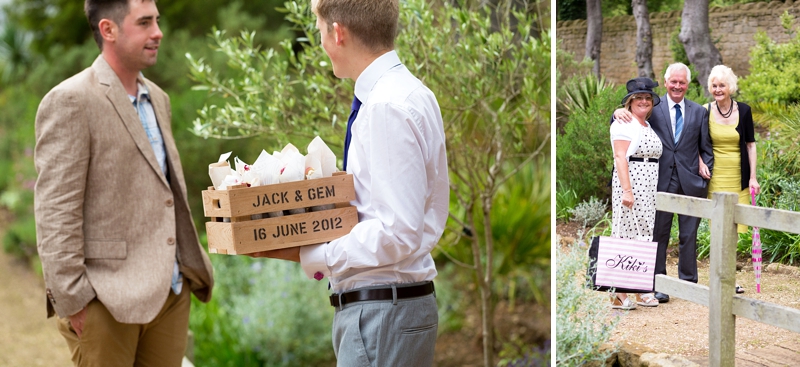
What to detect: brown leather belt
<box><xmin>329</xmin><ymin>282</ymin><xmax>435</xmax><ymax>307</ymax></box>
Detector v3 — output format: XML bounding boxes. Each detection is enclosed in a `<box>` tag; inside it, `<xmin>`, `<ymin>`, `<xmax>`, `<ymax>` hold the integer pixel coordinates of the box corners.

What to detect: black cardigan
<box><xmin>708</xmin><ymin>101</ymin><xmax>756</xmax><ymax>190</ymax></box>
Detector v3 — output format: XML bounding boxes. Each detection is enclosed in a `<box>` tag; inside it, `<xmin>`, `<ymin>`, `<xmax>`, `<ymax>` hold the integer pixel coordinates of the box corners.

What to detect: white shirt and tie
<box><xmin>299</xmin><ymin>51</ymin><xmax>450</xmax><ymax>293</ymax></box>
<box><xmin>669</xmin><ymin>98</ymin><xmax>685</xmax><ymax>143</ymax></box>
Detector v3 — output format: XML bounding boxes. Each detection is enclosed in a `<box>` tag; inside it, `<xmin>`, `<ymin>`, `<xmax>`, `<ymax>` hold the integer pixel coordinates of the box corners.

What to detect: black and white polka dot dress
<box><xmin>611</xmin><ymin>123</ymin><xmax>662</xmax><ymax>241</ymax></box>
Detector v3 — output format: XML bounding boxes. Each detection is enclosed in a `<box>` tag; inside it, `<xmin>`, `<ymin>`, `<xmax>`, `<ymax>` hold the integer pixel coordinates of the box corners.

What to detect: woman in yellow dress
<box><xmin>699</xmin><ymin>64</ymin><xmax>761</xmax><ymax>293</ymax></box>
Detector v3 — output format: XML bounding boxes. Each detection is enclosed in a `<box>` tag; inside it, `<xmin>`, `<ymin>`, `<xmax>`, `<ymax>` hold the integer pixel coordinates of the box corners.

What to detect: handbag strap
<box><xmin>612</xmin><ymin>200</ymin><xmax>644</xmax><ymax>239</ymax></box>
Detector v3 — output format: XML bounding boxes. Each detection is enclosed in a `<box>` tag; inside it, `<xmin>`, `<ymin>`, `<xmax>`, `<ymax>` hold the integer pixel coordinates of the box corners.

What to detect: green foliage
<box><xmin>781</xmin><ymin>10</ymin><xmax>796</xmax><ymax>37</ymax></box>
<box><xmin>569</xmin><ymin>196</ymin><xmax>608</xmax><ymax>227</ymax></box>
<box><xmin>3</xmin><ymin>0</ymin><xmax>289</xmax><ymax>58</ymax></box>
<box><xmin>490</xmin><ymin>160</ymin><xmax>551</xmax><ymax>304</ymax></box>
<box><xmin>740</xmin><ymin>30</ymin><xmax>800</xmax><ymax>104</ymax></box>
<box><xmin>190</xmin><ymin>255</ymin><xmax>336</xmax><ymax>367</ymax></box>
<box><xmin>556</xmin><ymin>84</ymin><xmax>625</xmax><ymax>201</ymax></box>
<box><xmin>669</xmin><ymin>26</ymin><xmax>689</xmax><ymax>66</ymax></box>
<box><xmin>557</xmin><ymin>73</ymin><xmax>614</xmax><ymax>131</ymax></box>
<box><xmin>556</xmin><ymin>244</ymin><xmax>618</xmax><ymax>366</ymax></box>
<box><xmin>556</xmin><ymin>182</ymin><xmax>580</xmax><ymax>222</ymax></box>
<box><xmin>556</xmin><ymin>0</ymin><xmax>585</xmax><ymax>21</ymax></box>
<box><xmin>498</xmin><ymin>339</ymin><xmax>550</xmax><ymax>366</ymax></box>
<box><xmin>0</xmin><ymin>22</ymin><xmax>32</xmax><ymax>83</ymax></box>
<box><xmin>2</xmin><ymin>215</ymin><xmax>37</xmax><ymax>259</ymax></box>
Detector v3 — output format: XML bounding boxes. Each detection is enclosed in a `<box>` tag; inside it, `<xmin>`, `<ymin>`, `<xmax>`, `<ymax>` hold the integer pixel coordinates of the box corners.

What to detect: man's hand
<box><xmin>248</xmin><ymin>247</ymin><xmax>301</xmax><ymax>262</ymax></box>
<box><xmin>613</xmin><ymin>108</ymin><xmax>634</xmax><ymax>123</ymax></box>
<box><xmin>69</xmin><ymin>306</ymin><xmax>87</xmax><ymax>338</ymax></box>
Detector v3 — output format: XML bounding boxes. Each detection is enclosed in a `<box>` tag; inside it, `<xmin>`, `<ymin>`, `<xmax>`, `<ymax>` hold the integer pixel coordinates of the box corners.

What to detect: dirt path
<box><xmin>557</xmin><ymin>223</ymin><xmax>800</xmax><ymax>362</ymax></box>
<box><xmin>610</xmin><ymin>256</ymin><xmax>800</xmax><ymax>360</ymax></box>
<box><xmin>0</xmin><ymin>244</ymin><xmax>72</xmax><ymax>366</ymax></box>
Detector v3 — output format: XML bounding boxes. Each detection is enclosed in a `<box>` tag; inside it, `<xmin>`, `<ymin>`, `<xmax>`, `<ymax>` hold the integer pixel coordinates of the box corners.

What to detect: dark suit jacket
<box><xmin>649</xmin><ymin>95</ymin><xmax>714</xmax><ymax>197</ymax></box>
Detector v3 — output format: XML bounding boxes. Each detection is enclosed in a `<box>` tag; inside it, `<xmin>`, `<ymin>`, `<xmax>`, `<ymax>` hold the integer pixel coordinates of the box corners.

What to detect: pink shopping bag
<box><xmin>594</xmin><ymin>236</ymin><xmax>659</xmax><ymax>293</ymax></box>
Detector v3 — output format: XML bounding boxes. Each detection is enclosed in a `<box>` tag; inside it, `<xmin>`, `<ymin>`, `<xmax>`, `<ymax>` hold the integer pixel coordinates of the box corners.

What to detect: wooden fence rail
<box><xmin>654</xmin><ymin>192</ymin><xmax>800</xmax><ymax>366</ymax></box>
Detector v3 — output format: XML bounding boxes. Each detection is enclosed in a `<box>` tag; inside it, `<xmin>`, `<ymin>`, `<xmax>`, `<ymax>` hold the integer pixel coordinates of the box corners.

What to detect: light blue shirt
<box><xmin>129</xmin><ymin>80</ymin><xmax>182</xmax><ymax>295</ymax></box>
<box><xmin>129</xmin><ymin>82</ymin><xmax>168</xmax><ymax>177</ymax></box>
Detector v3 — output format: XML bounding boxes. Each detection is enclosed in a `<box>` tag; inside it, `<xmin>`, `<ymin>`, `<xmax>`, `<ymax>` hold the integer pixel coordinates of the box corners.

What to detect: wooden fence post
<box><xmin>708</xmin><ymin>192</ymin><xmax>738</xmax><ymax>366</ymax></box>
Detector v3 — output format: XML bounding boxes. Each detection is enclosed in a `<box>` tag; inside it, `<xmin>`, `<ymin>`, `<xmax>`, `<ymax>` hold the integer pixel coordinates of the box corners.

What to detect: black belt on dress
<box><xmin>329</xmin><ymin>282</ymin><xmax>435</xmax><ymax>307</ymax></box>
<box><xmin>629</xmin><ymin>156</ymin><xmax>658</xmax><ymax>163</ymax></box>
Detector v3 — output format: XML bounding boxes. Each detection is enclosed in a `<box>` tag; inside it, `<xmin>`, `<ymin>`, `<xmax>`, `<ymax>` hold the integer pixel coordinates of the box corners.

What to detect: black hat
<box><xmin>621</xmin><ymin>77</ymin><xmax>661</xmax><ymax>107</ymax></box>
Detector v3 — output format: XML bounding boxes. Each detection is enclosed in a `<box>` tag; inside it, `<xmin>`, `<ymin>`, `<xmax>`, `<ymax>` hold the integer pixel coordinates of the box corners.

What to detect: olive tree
<box><xmin>186</xmin><ymin>1</ymin><xmax>549</xmax><ymax>365</ymax></box>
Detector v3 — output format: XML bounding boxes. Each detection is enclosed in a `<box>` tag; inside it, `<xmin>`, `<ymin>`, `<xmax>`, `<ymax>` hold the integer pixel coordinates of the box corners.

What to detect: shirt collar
<box><xmin>129</xmin><ymin>74</ymin><xmax>150</xmax><ymax>102</ymax></box>
<box><xmin>354</xmin><ymin>50</ymin><xmax>402</xmax><ymax>104</ymax></box>
<box><xmin>669</xmin><ymin>96</ymin><xmax>684</xmax><ymax>108</ymax></box>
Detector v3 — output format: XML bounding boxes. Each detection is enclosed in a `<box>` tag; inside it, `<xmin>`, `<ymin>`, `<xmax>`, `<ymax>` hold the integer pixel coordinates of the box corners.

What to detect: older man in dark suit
<box><xmin>614</xmin><ymin>63</ymin><xmax>714</xmax><ymax>303</ymax></box>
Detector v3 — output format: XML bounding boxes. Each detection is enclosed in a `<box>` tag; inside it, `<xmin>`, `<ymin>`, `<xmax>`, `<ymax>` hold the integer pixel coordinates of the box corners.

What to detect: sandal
<box><xmin>736</xmin><ymin>284</ymin><xmax>745</xmax><ymax>294</ymax></box>
<box><xmin>610</xmin><ymin>294</ymin><xmax>637</xmax><ymax>310</ymax></box>
<box><xmin>636</xmin><ymin>293</ymin><xmax>659</xmax><ymax>307</ymax></box>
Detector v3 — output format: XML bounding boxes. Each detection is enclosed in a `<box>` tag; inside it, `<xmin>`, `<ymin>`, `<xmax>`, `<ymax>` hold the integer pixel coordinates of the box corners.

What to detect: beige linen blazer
<box><xmin>34</xmin><ymin>55</ymin><xmax>214</xmax><ymax>324</ymax></box>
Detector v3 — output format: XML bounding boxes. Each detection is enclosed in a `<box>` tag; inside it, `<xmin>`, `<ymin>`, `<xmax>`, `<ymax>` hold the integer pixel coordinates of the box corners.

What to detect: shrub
<box><xmin>556</xmin><ymin>181</ymin><xmax>580</xmax><ymax>222</ymax></box>
<box><xmin>569</xmin><ymin>196</ymin><xmax>608</xmax><ymax>228</ymax></box>
<box><xmin>498</xmin><ymin>339</ymin><xmax>551</xmax><ymax>367</ymax></box>
<box><xmin>556</xmin><ymin>84</ymin><xmax>625</xmax><ymax>202</ymax></box>
<box><xmin>740</xmin><ymin>28</ymin><xmax>800</xmax><ymax>104</ymax></box>
<box><xmin>556</xmin><ymin>244</ymin><xmax>618</xmax><ymax>366</ymax></box>
<box><xmin>557</xmin><ymin>73</ymin><xmax>613</xmax><ymax>133</ymax></box>
<box><xmin>190</xmin><ymin>255</ymin><xmax>336</xmax><ymax>367</ymax></box>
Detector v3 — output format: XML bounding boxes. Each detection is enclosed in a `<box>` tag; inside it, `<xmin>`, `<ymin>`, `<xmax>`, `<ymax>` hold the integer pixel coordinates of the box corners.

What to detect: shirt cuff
<box><xmin>300</xmin><ymin>243</ymin><xmax>330</xmax><ymax>281</ymax></box>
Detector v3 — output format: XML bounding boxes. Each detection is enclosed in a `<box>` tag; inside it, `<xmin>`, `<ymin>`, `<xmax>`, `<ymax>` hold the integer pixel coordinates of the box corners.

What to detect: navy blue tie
<box><xmin>343</xmin><ymin>95</ymin><xmax>361</xmax><ymax>171</ymax></box>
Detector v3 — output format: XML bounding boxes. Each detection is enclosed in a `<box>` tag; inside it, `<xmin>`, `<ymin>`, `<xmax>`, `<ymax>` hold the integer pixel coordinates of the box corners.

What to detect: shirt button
<box><xmin>165</xmin><ymin>199</ymin><xmax>174</xmax><ymax>207</ymax></box>
<box><xmin>167</xmin><ymin>237</ymin><xmax>175</xmax><ymax>245</ymax></box>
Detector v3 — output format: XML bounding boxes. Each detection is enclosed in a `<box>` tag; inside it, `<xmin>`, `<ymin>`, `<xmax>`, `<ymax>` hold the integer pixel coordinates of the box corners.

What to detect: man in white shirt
<box><xmin>251</xmin><ymin>0</ymin><xmax>449</xmax><ymax>365</ymax></box>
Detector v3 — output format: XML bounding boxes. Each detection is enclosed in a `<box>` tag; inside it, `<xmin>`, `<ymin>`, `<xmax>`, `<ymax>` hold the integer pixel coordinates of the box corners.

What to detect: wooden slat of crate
<box><xmin>206</xmin><ymin>206</ymin><xmax>358</xmax><ymax>255</ymax></box>
<box><xmin>202</xmin><ymin>174</ymin><xmax>355</xmax><ymax>218</ymax></box>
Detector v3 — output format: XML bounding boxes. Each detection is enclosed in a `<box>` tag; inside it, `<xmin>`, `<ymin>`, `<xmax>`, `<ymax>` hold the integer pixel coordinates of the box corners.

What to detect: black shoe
<box><xmin>654</xmin><ymin>292</ymin><xmax>670</xmax><ymax>303</ymax></box>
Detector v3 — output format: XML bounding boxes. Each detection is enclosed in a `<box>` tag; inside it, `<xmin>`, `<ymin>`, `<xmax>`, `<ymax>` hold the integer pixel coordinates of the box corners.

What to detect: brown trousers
<box><xmin>57</xmin><ymin>283</ymin><xmax>190</xmax><ymax>367</ymax></box>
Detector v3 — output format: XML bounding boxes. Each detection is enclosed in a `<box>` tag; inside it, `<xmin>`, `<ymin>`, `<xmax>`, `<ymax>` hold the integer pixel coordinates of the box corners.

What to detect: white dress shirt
<box><xmin>668</xmin><ymin>97</ymin><xmax>685</xmax><ymax>136</ymax></box>
<box><xmin>299</xmin><ymin>50</ymin><xmax>450</xmax><ymax>293</ymax></box>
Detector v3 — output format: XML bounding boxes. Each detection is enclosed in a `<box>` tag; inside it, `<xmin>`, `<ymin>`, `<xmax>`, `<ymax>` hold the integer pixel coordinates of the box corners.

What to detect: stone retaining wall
<box><xmin>557</xmin><ymin>0</ymin><xmax>800</xmax><ymax>84</ymax></box>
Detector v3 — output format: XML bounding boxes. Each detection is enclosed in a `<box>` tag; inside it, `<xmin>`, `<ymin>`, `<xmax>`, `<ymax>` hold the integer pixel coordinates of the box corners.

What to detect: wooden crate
<box><xmin>202</xmin><ymin>173</ymin><xmax>358</xmax><ymax>255</ymax></box>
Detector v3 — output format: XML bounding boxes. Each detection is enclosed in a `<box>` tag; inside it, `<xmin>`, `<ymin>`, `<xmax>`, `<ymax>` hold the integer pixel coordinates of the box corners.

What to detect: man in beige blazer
<box><xmin>33</xmin><ymin>0</ymin><xmax>214</xmax><ymax>365</ymax></box>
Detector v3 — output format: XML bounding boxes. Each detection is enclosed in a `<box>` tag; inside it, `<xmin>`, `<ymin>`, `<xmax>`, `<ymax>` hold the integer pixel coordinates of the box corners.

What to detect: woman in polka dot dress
<box><xmin>608</xmin><ymin>77</ymin><xmax>664</xmax><ymax>310</ymax></box>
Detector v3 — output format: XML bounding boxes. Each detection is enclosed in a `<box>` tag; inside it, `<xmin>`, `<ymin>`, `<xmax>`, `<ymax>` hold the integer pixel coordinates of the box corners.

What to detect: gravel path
<box><xmin>0</xmin><ymin>217</ymin><xmax>72</xmax><ymax>367</ymax></box>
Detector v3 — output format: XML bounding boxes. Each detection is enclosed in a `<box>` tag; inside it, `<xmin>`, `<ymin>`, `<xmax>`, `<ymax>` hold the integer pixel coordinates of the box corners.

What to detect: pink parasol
<box><xmin>751</xmin><ymin>187</ymin><xmax>762</xmax><ymax>293</ymax></box>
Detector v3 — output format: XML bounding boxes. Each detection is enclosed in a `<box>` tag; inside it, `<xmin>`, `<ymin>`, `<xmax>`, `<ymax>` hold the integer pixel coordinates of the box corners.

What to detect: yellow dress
<box><xmin>707</xmin><ymin>112</ymin><xmax>749</xmax><ymax>233</ymax></box>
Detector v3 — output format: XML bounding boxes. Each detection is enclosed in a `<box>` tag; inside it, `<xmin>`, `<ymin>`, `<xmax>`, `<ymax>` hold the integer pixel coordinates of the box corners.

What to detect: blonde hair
<box><xmin>707</xmin><ymin>64</ymin><xmax>739</xmax><ymax>95</ymax></box>
<box><xmin>624</xmin><ymin>93</ymin><xmax>654</xmax><ymax>121</ymax></box>
<box><xmin>311</xmin><ymin>0</ymin><xmax>398</xmax><ymax>53</ymax></box>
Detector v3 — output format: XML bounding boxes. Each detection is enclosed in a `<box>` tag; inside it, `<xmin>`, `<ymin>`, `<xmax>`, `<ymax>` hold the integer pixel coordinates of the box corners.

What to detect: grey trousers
<box><xmin>332</xmin><ymin>284</ymin><xmax>438</xmax><ymax>367</ymax></box>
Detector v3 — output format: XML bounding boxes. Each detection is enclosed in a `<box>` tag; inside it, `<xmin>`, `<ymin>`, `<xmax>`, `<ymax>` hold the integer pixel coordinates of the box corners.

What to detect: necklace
<box><xmin>716</xmin><ymin>98</ymin><xmax>735</xmax><ymax>119</ymax></box>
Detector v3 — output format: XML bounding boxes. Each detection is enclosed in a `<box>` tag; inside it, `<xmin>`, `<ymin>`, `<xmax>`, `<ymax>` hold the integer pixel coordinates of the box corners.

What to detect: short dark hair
<box><xmin>85</xmin><ymin>0</ymin><xmax>156</xmax><ymax>50</ymax></box>
<box><xmin>312</xmin><ymin>0</ymin><xmax>399</xmax><ymax>53</ymax></box>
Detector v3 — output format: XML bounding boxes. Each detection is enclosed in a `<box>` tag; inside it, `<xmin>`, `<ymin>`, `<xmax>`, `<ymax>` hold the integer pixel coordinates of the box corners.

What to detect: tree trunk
<box><xmin>468</xmin><ymin>207</ymin><xmax>493</xmax><ymax>367</ymax></box>
<box><xmin>679</xmin><ymin>0</ymin><xmax>722</xmax><ymax>94</ymax></box>
<box><xmin>632</xmin><ymin>0</ymin><xmax>654</xmax><ymax>79</ymax></box>
<box><xmin>585</xmin><ymin>0</ymin><xmax>602</xmax><ymax>78</ymax></box>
